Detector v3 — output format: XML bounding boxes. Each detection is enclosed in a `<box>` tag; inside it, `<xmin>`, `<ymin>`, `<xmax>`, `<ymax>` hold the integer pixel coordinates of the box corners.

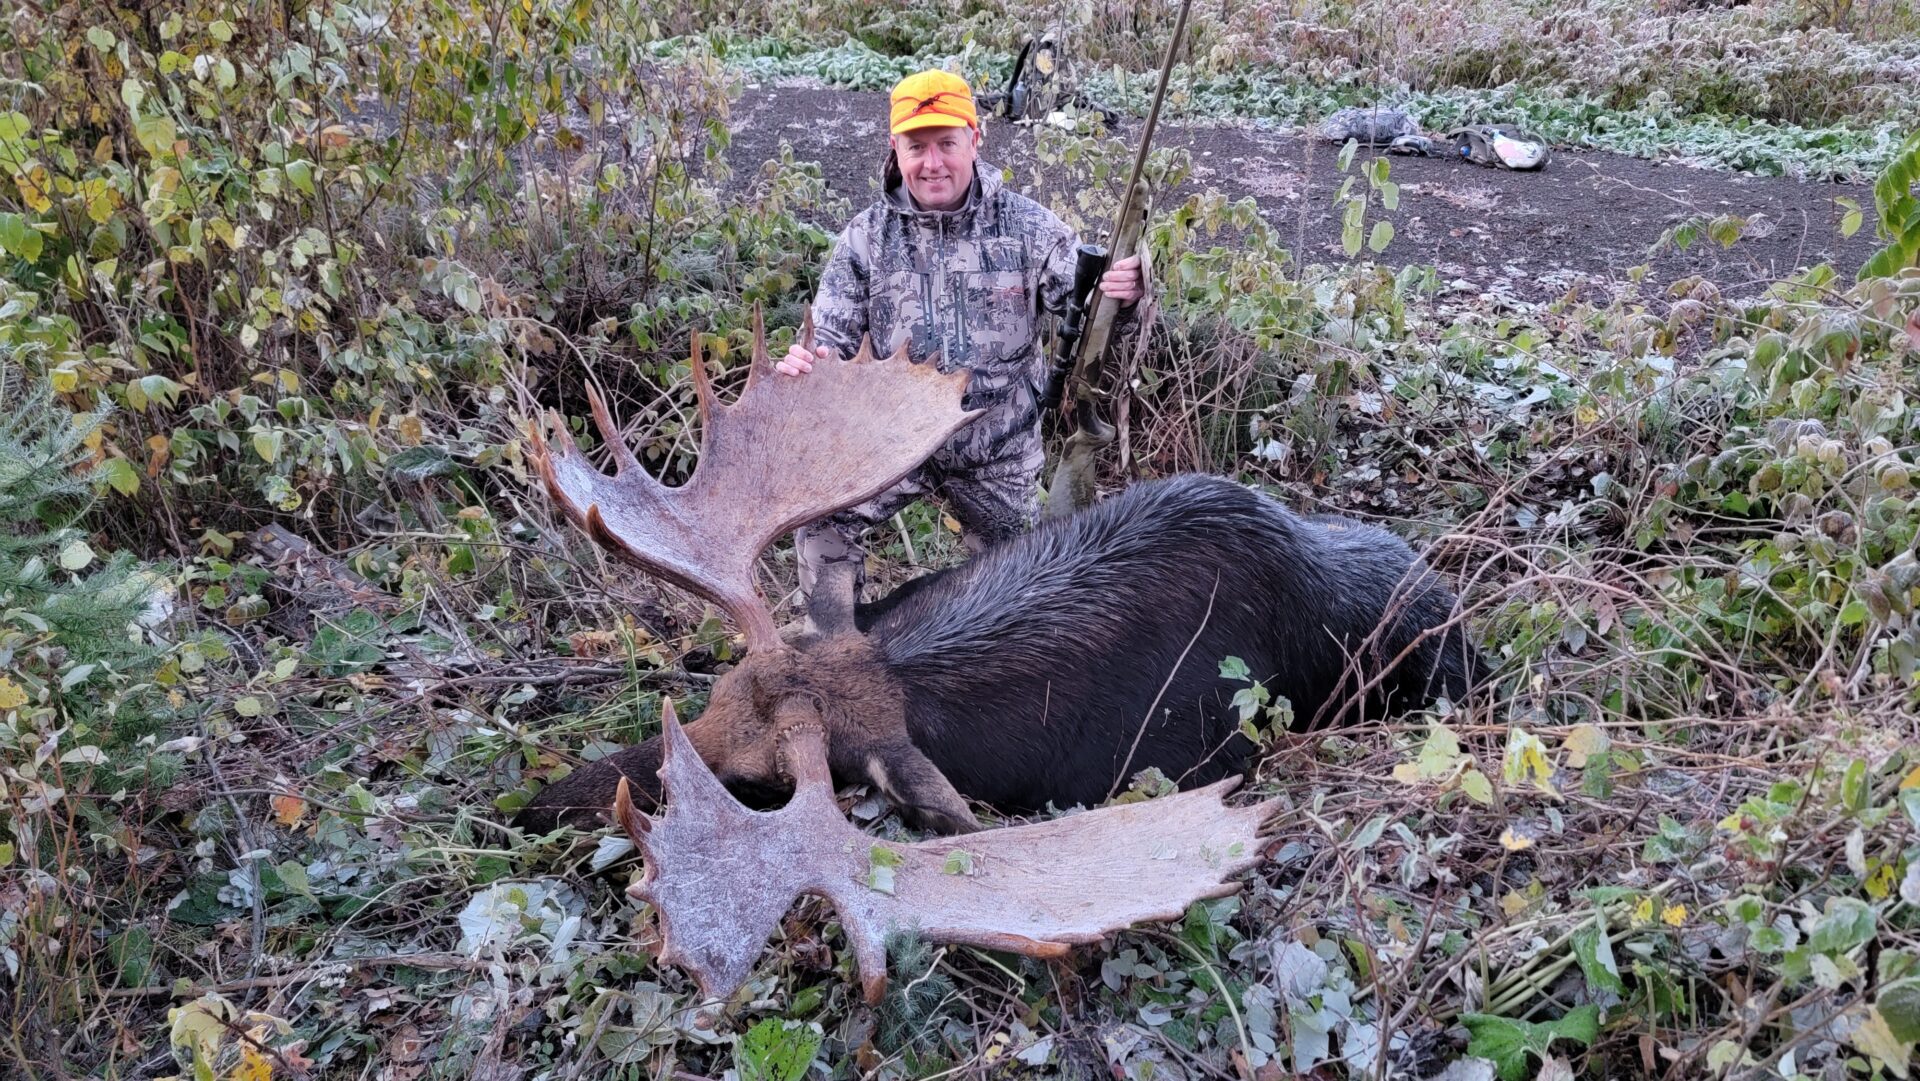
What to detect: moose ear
<box><xmin>805</xmin><ymin>558</ymin><xmax>859</xmax><ymax>637</ymax></box>
<box><xmin>864</xmin><ymin>741</ymin><xmax>979</xmax><ymax>835</ymax></box>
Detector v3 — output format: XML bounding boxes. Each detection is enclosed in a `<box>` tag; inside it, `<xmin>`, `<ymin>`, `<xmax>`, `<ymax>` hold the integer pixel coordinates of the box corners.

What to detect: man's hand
<box><xmin>1100</xmin><ymin>254</ymin><xmax>1146</xmax><ymax>306</ymax></box>
<box><xmin>777</xmin><ymin>342</ymin><xmax>831</xmax><ymax>376</ymax></box>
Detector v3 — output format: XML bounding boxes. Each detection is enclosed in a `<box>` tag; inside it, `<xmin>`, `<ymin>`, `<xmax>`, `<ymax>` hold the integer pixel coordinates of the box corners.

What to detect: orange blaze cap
<box><xmin>889</xmin><ymin>70</ymin><xmax>978</xmax><ymax>135</ymax></box>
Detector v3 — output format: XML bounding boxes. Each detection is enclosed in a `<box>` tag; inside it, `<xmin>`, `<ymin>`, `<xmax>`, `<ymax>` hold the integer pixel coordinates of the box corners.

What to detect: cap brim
<box><xmin>891</xmin><ymin>114</ymin><xmax>973</xmax><ymax>135</ymax></box>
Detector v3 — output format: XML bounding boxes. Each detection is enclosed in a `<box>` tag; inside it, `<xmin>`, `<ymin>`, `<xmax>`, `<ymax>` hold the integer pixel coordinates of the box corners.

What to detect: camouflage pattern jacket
<box><xmin>811</xmin><ymin>159</ymin><xmax>1108</xmax><ymax>466</ymax></box>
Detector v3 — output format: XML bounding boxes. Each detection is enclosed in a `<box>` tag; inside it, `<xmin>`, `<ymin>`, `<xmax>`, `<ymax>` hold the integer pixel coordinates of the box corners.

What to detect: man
<box><xmin>778</xmin><ymin>68</ymin><xmax>1145</xmax><ymax>611</ymax></box>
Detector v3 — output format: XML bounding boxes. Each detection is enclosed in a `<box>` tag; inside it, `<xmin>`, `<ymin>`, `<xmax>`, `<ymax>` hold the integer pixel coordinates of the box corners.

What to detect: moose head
<box><xmin>520</xmin><ymin>313</ymin><xmax>1280</xmax><ymax>1004</ymax></box>
<box><xmin>521</xmin><ymin>311</ymin><xmax>986</xmax><ymax>833</ymax></box>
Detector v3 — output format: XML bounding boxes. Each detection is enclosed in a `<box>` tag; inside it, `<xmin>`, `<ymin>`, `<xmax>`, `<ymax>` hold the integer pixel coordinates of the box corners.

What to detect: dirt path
<box><xmin>726</xmin><ymin>83</ymin><xmax>1878</xmax><ymax>304</ymax></box>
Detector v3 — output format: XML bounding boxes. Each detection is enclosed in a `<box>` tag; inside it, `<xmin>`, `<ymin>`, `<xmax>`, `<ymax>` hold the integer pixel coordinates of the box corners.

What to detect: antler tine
<box><xmin>798</xmin><ymin>306</ymin><xmax>816</xmax><ymax>353</ymax></box>
<box><xmin>687</xmin><ymin>331</ymin><xmax>716</xmax><ymax>433</ymax></box>
<box><xmin>584</xmin><ymin>382</ymin><xmax>641</xmax><ymax>475</ymax></box>
<box><xmin>744</xmin><ymin>305</ymin><xmax>769</xmax><ymax>392</ymax></box>
<box><xmin>613</xmin><ymin>776</ymin><xmax>651</xmax><ymax>841</ymax></box>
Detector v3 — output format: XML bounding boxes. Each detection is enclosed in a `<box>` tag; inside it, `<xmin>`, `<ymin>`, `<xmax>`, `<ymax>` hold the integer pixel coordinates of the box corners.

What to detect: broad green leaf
<box><xmin>1336</xmin><ymin>138</ymin><xmax>1357</xmax><ymax>172</ymax></box>
<box><xmin>1368</xmin><ymin>220</ymin><xmax>1394</xmax><ymax>253</ymax></box>
<box><xmin>252</xmin><ymin>430</ymin><xmax>282</xmax><ymax>464</ymax></box>
<box><xmin>109</xmin><ymin>927</ymin><xmax>155</xmax><ymax>987</ymax></box>
<box><xmin>1218</xmin><ymin>655</ymin><xmax>1251</xmax><ymax>681</ymax></box>
<box><xmin>0</xmin><ymin>213</ymin><xmax>42</xmax><ymax>261</ymax></box>
<box><xmin>0</xmin><ymin>112</ymin><xmax>31</xmax><ymax>142</ymax></box>
<box><xmin>85</xmin><ymin>26</ymin><xmax>116</xmax><ymax>51</ymax></box>
<box><xmin>943</xmin><ymin>850</ymin><xmax>975</xmax><ymax>875</ymax></box>
<box><xmin>1392</xmin><ymin>724</ymin><xmax>1465</xmax><ymax>783</ymax></box>
<box><xmin>285</xmin><ymin>158</ymin><xmax>316</xmax><ymax>196</ymax></box>
<box><xmin>1806</xmin><ymin>897</ymin><xmax>1875</xmax><ymax>955</ymax></box>
<box><xmin>1460</xmin><ymin>769</ymin><xmax>1494</xmax><ymax>805</ymax></box>
<box><xmin>1882</xmin><ymin>978</ymin><xmax>1920</xmax><ymax>1042</ymax></box>
<box><xmin>135</xmin><ymin>115</ymin><xmax>177</xmax><ymax>157</ymax></box>
<box><xmin>1378</xmin><ymin>180</ymin><xmax>1399</xmax><ymax>211</ymax></box>
<box><xmin>209</xmin><ymin>19</ymin><xmax>235</xmax><ymax>42</ymax></box>
<box><xmin>101</xmin><ymin>457</ymin><xmax>140</xmax><ymax>496</ymax></box>
<box><xmin>1460</xmin><ymin>1006</ymin><xmax>1600</xmax><ymax>1081</ymax></box>
<box><xmin>1572</xmin><ymin>918</ymin><xmax>1624</xmax><ymax>995</ymax></box>
<box><xmin>1841</xmin><ymin>758</ymin><xmax>1870</xmax><ymax>814</ymax></box>
<box><xmin>1837</xmin><ymin>196</ymin><xmax>1863</xmax><ymax>238</ymax></box>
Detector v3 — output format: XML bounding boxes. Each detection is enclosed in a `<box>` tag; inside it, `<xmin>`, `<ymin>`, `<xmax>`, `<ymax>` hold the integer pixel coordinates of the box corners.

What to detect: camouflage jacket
<box><xmin>811</xmin><ymin>159</ymin><xmax>1101</xmax><ymax>462</ymax></box>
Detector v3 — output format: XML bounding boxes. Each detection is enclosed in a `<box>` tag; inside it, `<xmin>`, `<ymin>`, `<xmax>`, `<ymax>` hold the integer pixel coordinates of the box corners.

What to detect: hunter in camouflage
<box><xmin>778</xmin><ymin>69</ymin><xmax>1144</xmax><ymax>607</ymax></box>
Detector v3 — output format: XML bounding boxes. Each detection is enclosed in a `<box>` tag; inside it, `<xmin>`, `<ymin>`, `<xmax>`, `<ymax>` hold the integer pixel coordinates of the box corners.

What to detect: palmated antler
<box><xmin>528</xmin><ymin>311</ymin><xmax>979</xmax><ymax>650</ymax></box>
<box><xmin>615</xmin><ymin>699</ymin><xmax>1277</xmax><ymax>1006</ymax></box>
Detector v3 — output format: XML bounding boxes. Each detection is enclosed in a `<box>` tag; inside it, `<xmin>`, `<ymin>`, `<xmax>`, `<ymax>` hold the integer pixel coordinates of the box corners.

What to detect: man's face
<box><xmin>893</xmin><ymin>124</ymin><xmax>980</xmax><ymax>212</ymax></box>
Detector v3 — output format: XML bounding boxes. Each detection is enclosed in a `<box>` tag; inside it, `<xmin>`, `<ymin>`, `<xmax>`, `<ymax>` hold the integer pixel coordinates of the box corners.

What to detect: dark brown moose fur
<box><xmin>515</xmin><ymin>474</ymin><xmax>1483</xmax><ymax>835</ymax></box>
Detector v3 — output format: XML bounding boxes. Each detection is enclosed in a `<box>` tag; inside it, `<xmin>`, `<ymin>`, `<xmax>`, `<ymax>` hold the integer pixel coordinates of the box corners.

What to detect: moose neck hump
<box><xmin>870</xmin><ymin>476</ymin><xmax>1302</xmax><ymax>690</ymax></box>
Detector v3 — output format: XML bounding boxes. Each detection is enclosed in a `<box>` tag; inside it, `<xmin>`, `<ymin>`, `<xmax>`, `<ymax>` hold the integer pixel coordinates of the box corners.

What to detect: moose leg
<box><xmin>515</xmin><ymin>716</ymin><xmax>734</xmax><ymax>834</ymax></box>
<box><xmin>515</xmin><ymin>737</ymin><xmax>667</xmax><ymax>833</ymax></box>
<box><xmin>858</xmin><ymin>739</ymin><xmax>981</xmax><ymax>835</ymax></box>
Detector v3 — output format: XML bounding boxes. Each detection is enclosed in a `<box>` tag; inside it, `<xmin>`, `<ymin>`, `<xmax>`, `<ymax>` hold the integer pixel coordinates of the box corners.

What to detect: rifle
<box><xmin>1041</xmin><ymin>0</ymin><xmax>1193</xmax><ymax>518</ymax></box>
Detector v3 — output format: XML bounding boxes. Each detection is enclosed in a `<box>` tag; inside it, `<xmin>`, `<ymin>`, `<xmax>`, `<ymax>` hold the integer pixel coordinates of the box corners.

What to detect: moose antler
<box><xmin>528</xmin><ymin>311</ymin><xmax>979</xmax><ymax>650</ymax></box>
<box><xmin>615</xmin><ymin>698</ymin><xmax>1277</xmax><ymax>1006</ymax></box>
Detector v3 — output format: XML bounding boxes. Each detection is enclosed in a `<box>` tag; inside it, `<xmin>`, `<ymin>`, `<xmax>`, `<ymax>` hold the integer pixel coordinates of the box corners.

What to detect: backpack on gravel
<box><xmin>1318</xmin><ymin>106</ymin><xmax>1420</xmax><ymax>146</ymax></box>
<box><xmin>1446</xmin><ymin>123</ymin><xmax>1551</xmax><ymax>170</ymax></box>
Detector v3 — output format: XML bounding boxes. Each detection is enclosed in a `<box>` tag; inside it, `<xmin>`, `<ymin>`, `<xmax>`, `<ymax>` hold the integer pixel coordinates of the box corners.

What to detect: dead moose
<box><xmin>514</xmin><ymin>315</ymin><xmax>1483</xmax><ymax>836</ymax></box>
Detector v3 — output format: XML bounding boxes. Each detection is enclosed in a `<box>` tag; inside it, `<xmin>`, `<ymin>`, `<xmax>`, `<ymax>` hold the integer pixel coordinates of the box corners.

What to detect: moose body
<box><xmin>517</xmin><ymin>473</ymin><xmax>1480</xmax><ymax>834</ymax></box>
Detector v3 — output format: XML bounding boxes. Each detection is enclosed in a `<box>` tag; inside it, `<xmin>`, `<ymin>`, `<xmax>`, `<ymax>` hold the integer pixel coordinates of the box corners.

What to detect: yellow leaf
<box><xmin>395</xmin><ymin>413</ymin><xmax>423</xmax><ymax>446</ymax></box>
<box><xmin>50</xmin><ymin>367</ymin><xmax>79</xmax><ymax>393</ymax></box>
<box><xmin>84</xmin><ymin>178</ymin><xmax>118</xmax><ymax>224</ymax></box>
<box><xmin>941</xmin><ymin>513</ymin><xmax>962</xmax><ymax>534</ymax></box>
<box><xmin>1662</xmin><ymin>903</ymin><xmax>1687</xmax><ymax>926</ymax></box>
<box><xmin>1391</xmin><ymin>762</ymin><xmax>1423</xmax><ymax>785</ymax></box>
<box><xmin>1865</xmin><ymin>861</ymin><xmax>1897</xmax><ymax>900</ymax></box>
<box><xmin>1900</xmin><ymin>764</ymin><xmax>1920</xmax><ymax>790</ymax></box>
<box><xmin>230</xmin><ymin>1040</ymin><xmax>272</xmax><ymax>1081</ymax></box>
<box><xmin>1500</xmin><ymin>891</ymin><xmax>1531</xmax><ymax>917</ymax></box>
<box><xmin>13</xmin><ymin>164</ymin><xmax>52</xmax><ymax>212</ymax></box>
<box><xmin>1849</xmin><ymin>1007</ymin><xmax>1913</xmax><ymax>1079</ymax></box>
<box><xmin>272</xmin><ymin>793</ymin><xmax>306</xmax><ymax>828</ymax></box>
<box><xmin>168</xmin><ymin>994</ymin><xmax>238</xmax><ymax>1066</ymax></box>
<box><xmin>1499</xmin><ymin>825</ymin><xmax>1535</xmax><ymax>851</ymax></box>
<box><xmin>1563</xmin><ymin>724</ymin><xmax>1610</xmax><ymax>768</ymax></box>
<box><xmin>1574</xmin><ymin>404</ymin><xmax>1598</xmax><ymax>425</ymax></box>
<box><xmin>0</xmin><ymin>676</ymin><xmax>28</xmax><ymax>710</ymax></box>
<box><xmin>1502</xmin><ymin>728</ymin><xmax>1558</xmax><ymax>797</ymax></box>
<box><xmin>1633</xmin><ymin>896</ymin><xmax>1655</xmax><ymax>924</ymax></box>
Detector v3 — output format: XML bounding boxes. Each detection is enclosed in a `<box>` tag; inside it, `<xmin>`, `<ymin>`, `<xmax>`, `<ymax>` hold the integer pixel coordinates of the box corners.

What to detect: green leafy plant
<box><xmin>1458</xmin><ymin>1005</ymin><xmax>1600</xmax><ymax>1081</ymax></box>
<box><xmin>735</xmin><ymin>1017</ymin><xmax>823</xmax><ymax>1081</ymax></box>
<box><xmin>1858</xmin><ymin>130</ymin><xmax>1920</xmax><ymax>279</ymax></box>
